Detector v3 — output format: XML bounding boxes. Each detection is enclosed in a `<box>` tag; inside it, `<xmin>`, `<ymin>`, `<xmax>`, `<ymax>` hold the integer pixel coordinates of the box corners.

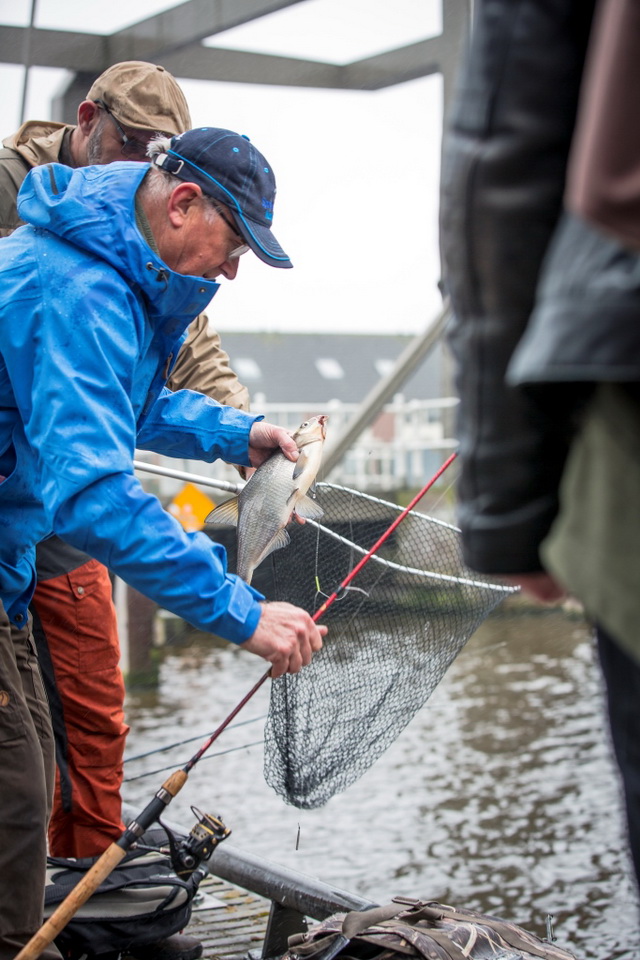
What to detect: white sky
<box><xmin>0</xmin><ymin>0</ymin><xmax>444</xmax><ymax>335</ymax></box>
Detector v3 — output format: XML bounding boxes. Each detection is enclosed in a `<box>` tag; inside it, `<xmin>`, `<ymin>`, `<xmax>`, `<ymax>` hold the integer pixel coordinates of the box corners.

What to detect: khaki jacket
<box><xmin>0</xmin><ymin>120</ymin><xmax>249</xmax><ymax>408</ymax></box>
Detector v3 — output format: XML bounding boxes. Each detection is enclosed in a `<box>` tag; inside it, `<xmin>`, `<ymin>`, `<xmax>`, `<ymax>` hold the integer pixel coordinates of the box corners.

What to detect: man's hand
<box><xmin>240</xmin><ymin>601</ymin><xmax>327</xmax><ymax>677</ymax></box>
<box><xmin>502</xmin><ymin>572</ymin><xmax>567</xmax><ymax>604</ymax></box>
<box><xmin>248</xmin><ymin>421</ymin><xmax>298</xmax><ymax>468</ymax></box>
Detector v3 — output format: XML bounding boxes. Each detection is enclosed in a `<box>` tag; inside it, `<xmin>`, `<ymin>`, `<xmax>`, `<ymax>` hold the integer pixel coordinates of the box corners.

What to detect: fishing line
<box><xmin>313</xmin><ymin>452</ymin><xmax>458</xmax><ymax>621</ymax></box>
<box><xmin>311</xmin><ymin>483</ymin><xmax>358</xmax><ymax>601</ymax></box>
<box><xmin>123</xmin><ymin>739</ymin><xmax>265</xmax><ymax>783</ymax></box>
<box><xmin>426</xmin><ymin>464</ymin><xmax>459</xmax><ymax>517</ymax></box>
<box><xmin>311</xmin><ymin>484</ymin><xmax>386</xmax><ymax>604</ymax></box>
<box><xmin>123</xmin><ymin>714</ymin><xmax>266</xmax><ymax>764</ymax></box>
<box><xmin>313</xmin><ymin>533</ymin><xmax>369</xmax><ymax>603</ymax></box>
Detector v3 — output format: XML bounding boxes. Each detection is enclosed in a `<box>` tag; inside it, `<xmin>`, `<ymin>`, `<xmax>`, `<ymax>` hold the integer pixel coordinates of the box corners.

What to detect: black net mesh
<box><xmin>248</xmin><ymin>482</ymin><xmax>514</xmax><ymax>810</ymax></box>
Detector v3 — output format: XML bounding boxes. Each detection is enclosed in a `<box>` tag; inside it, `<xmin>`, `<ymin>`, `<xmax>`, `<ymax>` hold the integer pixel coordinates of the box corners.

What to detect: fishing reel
<box><xmin>164</xmin><ymin>805</ymin><xmax>232</xmax><ymax>878</ymax></box>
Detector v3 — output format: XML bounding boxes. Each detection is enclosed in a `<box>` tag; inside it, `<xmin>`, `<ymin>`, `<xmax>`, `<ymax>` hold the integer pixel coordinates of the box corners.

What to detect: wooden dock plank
<box><xmin>187</xmin><ymin>875</ymin><xmax>271</xmax><ymax>960</ymax></box>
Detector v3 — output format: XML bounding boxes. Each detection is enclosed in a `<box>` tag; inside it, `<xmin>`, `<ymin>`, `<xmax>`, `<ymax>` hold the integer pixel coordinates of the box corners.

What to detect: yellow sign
<box><xmin>168</xmin><ymin>482</ymin><xmax>216</xmax><ymax>532</ymax></box>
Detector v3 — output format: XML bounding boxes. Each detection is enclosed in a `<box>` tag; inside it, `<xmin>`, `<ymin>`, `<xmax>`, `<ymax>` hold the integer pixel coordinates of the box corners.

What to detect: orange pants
<box><xmin>30</xmin><ymin>554</ymin><xmax>128</xmax><ymax>857</ymax></box>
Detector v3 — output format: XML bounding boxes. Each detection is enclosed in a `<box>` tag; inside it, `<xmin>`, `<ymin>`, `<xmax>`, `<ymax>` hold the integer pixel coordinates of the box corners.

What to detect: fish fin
<box><xmin>291</xmin><ymin>449</ymin><xmax>309</xmax><ymax>481</ymax></box>
<box><xmin>259</xmin><ymin>528</ymin><xmax>291</xmax><ymax>563</ymax></box>
<box><xmin>294</xmin><ymin>494</ymin><xmax>324</xmax><ymax>521</ymax></box>
<box><xmin>205</xmin><ymin>497</ymin><xmax>239</xmax><ymax>527</ymax></box>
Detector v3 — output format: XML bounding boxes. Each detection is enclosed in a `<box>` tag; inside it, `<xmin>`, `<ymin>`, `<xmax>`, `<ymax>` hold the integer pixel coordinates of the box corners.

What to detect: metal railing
<box><xmin>135</xmin><ymin>395</ymin><xmax>458</xmax><ymax>499</ymax></box>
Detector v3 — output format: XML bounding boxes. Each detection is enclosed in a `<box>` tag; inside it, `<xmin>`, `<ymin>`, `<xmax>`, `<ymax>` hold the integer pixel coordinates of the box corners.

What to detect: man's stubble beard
<box><xmin>85</xmin><ymin>113</ymin><xmax>109</xmax><ymax>165</ymax></box>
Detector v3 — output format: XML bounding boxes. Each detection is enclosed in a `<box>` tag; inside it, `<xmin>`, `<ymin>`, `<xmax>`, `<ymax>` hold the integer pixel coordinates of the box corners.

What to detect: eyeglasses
<box><xmin>212</xmin><ymin>204</ymin><xmax>250</xmax><ymax>260</ymax></box>
<box><xmin>94</xmin><ymin>99</ymin><xmax>152</xmax><ymax>160</ymax></box>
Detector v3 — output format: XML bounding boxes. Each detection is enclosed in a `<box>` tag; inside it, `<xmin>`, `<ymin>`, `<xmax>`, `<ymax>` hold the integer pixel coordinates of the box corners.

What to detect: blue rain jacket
<box><xmin>0</xmin><ymin>160</ymin><xmax>265</xmax><ymax>640</ymax></box>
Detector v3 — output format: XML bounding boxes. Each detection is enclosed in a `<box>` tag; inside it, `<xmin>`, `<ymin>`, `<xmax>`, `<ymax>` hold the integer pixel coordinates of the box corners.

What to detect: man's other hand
<box><xmin>502</xmin><ymin>572</ymin><xmax>567</xmax><ymax>604</ymax></box>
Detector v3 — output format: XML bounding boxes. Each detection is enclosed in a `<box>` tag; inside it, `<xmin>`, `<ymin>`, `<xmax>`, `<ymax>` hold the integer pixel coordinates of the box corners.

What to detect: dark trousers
<box><xmin>597</xmin><ymin>625</ymin><xmax>640</xmax><ymax>891</ymax></box>
<box><xmin>0</xmin><ymin>602</ymin><xmax>61</xmax><ymax>960</ymax></box>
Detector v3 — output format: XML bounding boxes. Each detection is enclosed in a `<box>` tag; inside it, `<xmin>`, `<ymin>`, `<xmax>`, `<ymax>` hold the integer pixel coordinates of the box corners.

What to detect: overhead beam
<box><xmin>108</xmin><ymin>0</ymin><xmax>308</xmax><ymax>62</ymax></box>
<box><xmin>0</xmin><ymin>24</ymin><xmax>444</xmax><ymax>91</ymax></box>
<box><xmin>0</xmin><ymin>26</ymin><xmax>109</xmax><ymax>72</ymax></box>
<box><xmin>339</xmin><ymin>37</ymin><xmax>442</xmax><ymax>90</ymax></box>
<box><xmin>0</xmin><ymin>1</ymin><xmax>309</xmax><ymax>73</ymax></box>
<box><xmin>160</xmin><ymin>45</ymin><xmax>349</xmax><ymax>87</ymax></box>
<box><xmin>161</xmin><ymin>36</ymin><xmax>442</xmax><ymax>89</ymax></box>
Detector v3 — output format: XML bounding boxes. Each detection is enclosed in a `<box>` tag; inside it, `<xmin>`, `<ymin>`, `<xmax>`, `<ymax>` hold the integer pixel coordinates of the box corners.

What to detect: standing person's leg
<box><xmin>597</xmin><ymin>624</ymin><xmax>640</xmax><ymax>890</ymax></box>
<box><xmin>31</xmin><ymin>539</ymin><xmax>127</xmax><ymax>857</ymax></box>
<box><xmin>0</xmin><ymin>601</ymin><xmax>61</xmax><ymax>960</ymax></box>
<box><xmin>30</xmin><ymin>542</ymin><xmax>202</xmax><ymax>960</ymax></box>
<box><xmin>31</xmin><ymin>544</ymin><xmax>203</xmax><ymax>960</ymax></box>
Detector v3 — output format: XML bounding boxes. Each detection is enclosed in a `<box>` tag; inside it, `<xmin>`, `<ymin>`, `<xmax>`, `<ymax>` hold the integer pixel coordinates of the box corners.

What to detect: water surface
<box><xmin>123</xmin><ymin>607</ymin><xmax>640</xmax><ymax>960</ymax></box>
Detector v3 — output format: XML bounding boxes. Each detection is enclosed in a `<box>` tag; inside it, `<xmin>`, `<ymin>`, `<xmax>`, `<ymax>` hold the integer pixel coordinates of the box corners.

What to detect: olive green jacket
<box><xmin>543</xmin><ymin>384</ymin><xmax>640</xmax><ymax>663</ymax></box>
<box><xmin>0</xmin><ymin>120</ymin><xmax>249</xmax><ymax>408</ymax></box>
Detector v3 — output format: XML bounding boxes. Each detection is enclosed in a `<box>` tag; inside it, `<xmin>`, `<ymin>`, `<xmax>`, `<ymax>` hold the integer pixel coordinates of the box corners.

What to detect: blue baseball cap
<box><xmin>151</xmin><ymin>126</ymin><xmax>292</xmax><ymax>269</ymax></box>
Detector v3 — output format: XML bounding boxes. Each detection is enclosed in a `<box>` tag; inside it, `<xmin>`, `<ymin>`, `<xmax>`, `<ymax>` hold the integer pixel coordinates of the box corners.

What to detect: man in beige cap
<box><xmin>0</xmin><ymin>61</ymin><xmax>248</xmax><ymax>960</ymax></box>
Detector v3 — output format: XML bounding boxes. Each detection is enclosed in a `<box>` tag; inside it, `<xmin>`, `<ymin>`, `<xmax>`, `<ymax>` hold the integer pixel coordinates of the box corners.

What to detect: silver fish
<box><xmin>206</xmin><ymin>415</ymin><xmax>328</xmax><ymax>584</ymax></box>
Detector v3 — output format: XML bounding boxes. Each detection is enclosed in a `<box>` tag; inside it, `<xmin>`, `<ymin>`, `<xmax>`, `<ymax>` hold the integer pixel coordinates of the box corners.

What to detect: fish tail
<box><xmin>236</xmin><ymin>560</ymin><xmax>254</xmax><ymax>586</ymax></box>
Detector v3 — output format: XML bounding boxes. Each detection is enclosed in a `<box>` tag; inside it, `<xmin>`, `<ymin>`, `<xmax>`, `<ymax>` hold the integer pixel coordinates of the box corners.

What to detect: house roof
<box><xmin>217</xmin><ymin>331</ymin><xmax>446</xmax><ymax>404</ymax></box>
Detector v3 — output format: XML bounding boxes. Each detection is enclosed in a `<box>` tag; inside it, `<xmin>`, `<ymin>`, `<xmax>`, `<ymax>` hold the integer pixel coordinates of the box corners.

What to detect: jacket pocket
<box><xmin>0</xmin><ymin>610</ymin><xmax>27</xmax><ymax>743</ymax></box>
<box><xmin>68</xmin><ymin>560</ymin><xmax>120</xmax><ymax>672</ymax></box>
<box><xmin>32</xmin><ymin>559</ymin><xmax>119</xmax><ymax>675</ymax></box>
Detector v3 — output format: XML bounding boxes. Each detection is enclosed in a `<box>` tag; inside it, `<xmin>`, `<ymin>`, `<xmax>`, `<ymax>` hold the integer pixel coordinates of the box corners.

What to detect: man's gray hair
<box><xmin>139</xmin><ymin>165</ymin><xmax>176</xmax><ymax>203</ymax></box>
<box><xmin>140</xmin><ymin>135</ymin><xmax>221</xmax><ymax>226</ymax></box>
<box><xmin>146</xmin><ymin>135</ymin><xmax>172</xmax><ymax>160</ymax></box>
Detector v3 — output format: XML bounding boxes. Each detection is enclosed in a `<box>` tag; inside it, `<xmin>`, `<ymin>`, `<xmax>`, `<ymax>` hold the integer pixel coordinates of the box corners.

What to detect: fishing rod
<box><xmin>15</xmin><ymin>451</ymin><xmax>457</xmax><ymax>960</ymax></box>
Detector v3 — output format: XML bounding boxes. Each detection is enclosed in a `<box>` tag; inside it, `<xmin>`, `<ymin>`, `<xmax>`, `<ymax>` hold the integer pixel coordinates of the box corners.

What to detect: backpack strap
<box><xmin>342</xmin><ymin>904</ymin><xmax>416</xmax><ymax>939</ymax></box>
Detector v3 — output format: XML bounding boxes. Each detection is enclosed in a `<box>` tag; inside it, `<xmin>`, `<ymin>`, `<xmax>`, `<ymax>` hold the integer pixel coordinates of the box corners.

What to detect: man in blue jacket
<box><xmin>1</xmin><ymin>64</ymin><xmax>254</xmax><ymax>893</ymax></box>
<box><xmin>0</xmin><ymin>125</ymin><xmax>327</xmax><ymax>960</ymax></box>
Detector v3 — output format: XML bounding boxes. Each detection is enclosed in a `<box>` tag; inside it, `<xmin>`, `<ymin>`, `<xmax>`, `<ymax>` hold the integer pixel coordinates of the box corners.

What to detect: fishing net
<box><xmin>245</xmin><ymin>482</ymin><xmax>514</xmax><ymax>810</ymax></box>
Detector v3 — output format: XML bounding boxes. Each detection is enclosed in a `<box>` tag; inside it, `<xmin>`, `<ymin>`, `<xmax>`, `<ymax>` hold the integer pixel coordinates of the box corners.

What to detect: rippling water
<box><xmin>123</xmin><ymin>608</ymin><xmax>640</xmax><ymax>960</ymax></box>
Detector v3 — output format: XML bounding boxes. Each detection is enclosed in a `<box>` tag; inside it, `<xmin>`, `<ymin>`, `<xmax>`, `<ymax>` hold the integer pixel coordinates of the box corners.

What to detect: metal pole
<box><xmin>19</xmin><ymin>0</ymin><xmax>38</xmax><ymax>124</ymax></box>
<box><xmin>133</xmin><ymin>459</ymin><xmax>244</xmax><ymax>495</ymax></box>
<box><xmin>209</xmin><ymin>842</ymin><xmax>375</xmax><ymax>919</ymax></box>
<box><xmin>321</xmin><ymin>301</ymin><xmax>452</xmax><ymax>476</ymax></box>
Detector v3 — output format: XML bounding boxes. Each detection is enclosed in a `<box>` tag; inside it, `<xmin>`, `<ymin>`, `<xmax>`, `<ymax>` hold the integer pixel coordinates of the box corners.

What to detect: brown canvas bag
<box><xmin>284</xmin><ymin>898</ymin><xmax>578</xmax><ymax>960</ymax></box>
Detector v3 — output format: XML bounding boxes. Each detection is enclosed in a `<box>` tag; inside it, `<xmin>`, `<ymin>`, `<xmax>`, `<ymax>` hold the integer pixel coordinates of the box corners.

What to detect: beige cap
<box><xmin>86</xmin><ymin>61</ymin><xmax>192</xmax><ymax>136</ymax></box>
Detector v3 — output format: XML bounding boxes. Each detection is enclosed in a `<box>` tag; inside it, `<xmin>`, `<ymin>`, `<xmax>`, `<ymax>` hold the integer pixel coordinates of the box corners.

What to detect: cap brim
<box><xmin>234</xmin><ymin>213</ymin><xmax>292</xmax><ymax>269</ymax></box>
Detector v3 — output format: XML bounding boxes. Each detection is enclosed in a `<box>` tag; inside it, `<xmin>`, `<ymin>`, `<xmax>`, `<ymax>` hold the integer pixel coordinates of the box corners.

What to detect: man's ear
<box><xmin>167</xmin><ymin>182</ymin><xmax>202</xmax><ymax>228</ymax></box>
<box><xmin>76</xmin><ymin>100</ymin><xmax>101</xmax><ymax>135</ymax></box>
